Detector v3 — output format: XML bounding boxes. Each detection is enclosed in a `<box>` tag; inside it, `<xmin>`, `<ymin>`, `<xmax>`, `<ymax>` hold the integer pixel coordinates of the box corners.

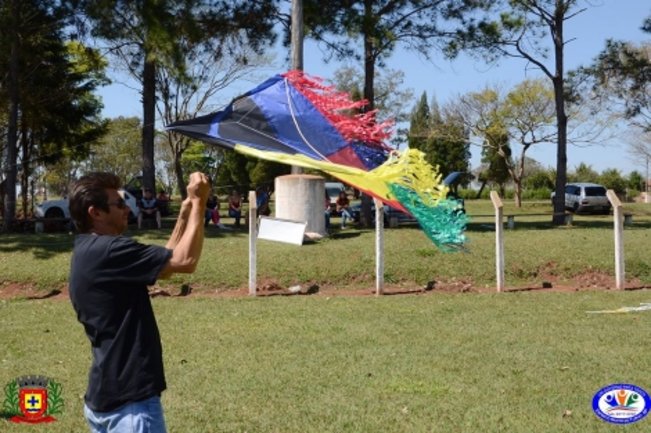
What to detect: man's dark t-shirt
<box><xmin>69</xmin><ymin>234</ymin><xmax>172</xmax><ymax>412</ymax></box>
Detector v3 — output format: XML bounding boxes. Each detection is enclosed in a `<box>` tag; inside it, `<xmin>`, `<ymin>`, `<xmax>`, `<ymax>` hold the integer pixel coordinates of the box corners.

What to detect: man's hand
<box><xmin>186</xmin><ymin>172</ymin><xmax>210</xmax><ymax>203</ymax></box>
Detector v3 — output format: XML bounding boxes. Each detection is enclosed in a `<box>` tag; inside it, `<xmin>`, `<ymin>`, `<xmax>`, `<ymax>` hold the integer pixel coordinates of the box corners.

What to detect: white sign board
<box><xmin>257</xmin><ymin>217</ymin><xmax>307</xmax><ymax>246</ymax></box>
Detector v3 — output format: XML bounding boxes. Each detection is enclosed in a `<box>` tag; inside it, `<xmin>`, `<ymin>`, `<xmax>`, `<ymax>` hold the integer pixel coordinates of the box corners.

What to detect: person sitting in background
<box><xmin>324</xmin><ymin>190</ymin><xmax>332</xmax><ymax>231</ymax></box>
<box><xmin>156</xmin><ymin>190</ymin><xmax>171</xmax><ymax>216</ymax></box>
<box><xmin>138</xmin><ymin>188</ymin><xmax>161</xmax><ymax>229</ymax></box>
<box><xmin>228</xmin><ymin>190</ymin><xmax>242</xmax><ymax>227</ymax></box>
<box><xmin>256</xmin><ymin>186</ymin><xmax>271</xmax><ymax>217</ymax></box>
<box><xmin>205</xmin><ymin>194</ymin><xmax>220</xmax><ymax>227</ymax></box>
<box><xmin>336</xmin><ymin>190</ymin><xmax>352</xmax><ymax>229</ymax></box>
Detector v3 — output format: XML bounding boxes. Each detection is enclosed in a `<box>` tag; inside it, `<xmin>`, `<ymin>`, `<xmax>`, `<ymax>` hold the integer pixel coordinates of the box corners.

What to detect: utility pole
<box><xmin>290</xmin><ymin>0</ymin><xmax>303</xmax><ymax>175</ymax></box>
<box><xmin>274</xmin><ymin>0</ymin><xmax>327</xmax><ymax>237</ymax></box>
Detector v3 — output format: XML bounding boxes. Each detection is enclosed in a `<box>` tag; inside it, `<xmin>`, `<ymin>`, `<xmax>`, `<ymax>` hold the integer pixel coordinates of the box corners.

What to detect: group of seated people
<box><xmin>136</xmin><ymin>186</ymin><xmax>273</xmax><ymax>230</ymax></box>
<box><xmin>136</xmin><ymin>188</ymin><xmax>171</xmax><ymax>229</ymax></box>
<box><xmin>205</xmin><ymin>189</ymin><xmax>256</xmax><ymax>228</ymax></box>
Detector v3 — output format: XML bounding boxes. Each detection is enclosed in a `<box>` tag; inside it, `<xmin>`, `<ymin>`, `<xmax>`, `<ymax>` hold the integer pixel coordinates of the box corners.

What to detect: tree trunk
<box><xmin>476</xmin><ymin>179</ymin><xmax>487</xmax><ymax>199</ymax></box>
<box><xmin>142</xmin><ymin>52</ymin><xmax>156</xmax><ymax>193</ymax></box>
<box><xmin>551</xmin><ymin>3</ymin><xmax>568</xmax><ymax>225</ymax></box>
<box><xmin>514</xmin><ymin>182</ymin><xmax>522</xmax><ymax>208</ymax></box>
<box><xmin>3</xmin><ymin>0</ymin><xmax>20</xmax><ymax>232</ymax></box>
<box><xmin>514</xmin><ymin>152</ymin><xmax>527</xmax><ymax>208</ymax></box>
<box><xmin>174</xmin><ymin>154</ymin><xmax>187</xmax><ymax>200</ymax></box>
<box><xmin>20</xmin><ymin>129</ymin><xmax>30</xmax><ymax>219</ymax></box>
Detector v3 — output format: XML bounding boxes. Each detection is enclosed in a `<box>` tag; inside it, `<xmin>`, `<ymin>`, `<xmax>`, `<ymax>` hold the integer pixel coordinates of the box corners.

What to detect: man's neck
<box><xmin>89</xmin><ymin>223</ymin><xmax>121</xmax><ymax>236</ymax></box>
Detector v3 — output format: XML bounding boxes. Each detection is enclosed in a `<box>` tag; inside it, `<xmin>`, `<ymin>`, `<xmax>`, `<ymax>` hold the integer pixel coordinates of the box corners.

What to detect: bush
<box><xmin>521</xmin><ymin>188</ymin><xmax>553</xmax><ymax>200</ymax></box>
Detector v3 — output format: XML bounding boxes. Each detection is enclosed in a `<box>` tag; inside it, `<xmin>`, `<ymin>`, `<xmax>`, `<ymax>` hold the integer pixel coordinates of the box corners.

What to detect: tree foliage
<box><xmin>76</xmin><ymin>0</ymin><xmax>279</xmax><ymax>192</ymax></box>
<box><xmin>446</xmin><ymin>0</ymin><xmax>588</xmax><ymax>221</ymax></box>
<box><xmin>453</xmin><ymin>79</ymin><xmax>555</xmax><ymax>206</ymax></box>
<box><xmin>479</xmin><ymin>121</ymin><xmax>511</xmax><ymax>195</ymax></box>
<box><xmin>1</xmin><ymin>0</ymin><xmax>106</xmax><ymax>226</ymax></box>
<box><xmin>575</xmin><ymin>31</ymin><xmax>651</xmax><ymax>132</ymax></box>
<box><xmin>87</xmin><ymin>117</ymin><xmax>142</xmax><ymax>181</ymax></box>
<box><xmin>568</xmin><ymin>162</ymin><xmax>598</xmax><ymax>183</ymax></box>
<box><xmin>332</xmin><ymin>66</ymin><xmax>414</xmax><ymax>146</ymax></box>
<box><xmin>157</xmin><ymin>25</ymin><xmax>274</xmax><ymax>199</ymax></box>
<box><xmin>407</xmin><ymin>92</ymin><xmax>471</xmax><ymax>187</ymax></box>
<box><xmin>598</xmin><ymin>168</ymin><xmax>626</xmax><ymax>195</ymax></box>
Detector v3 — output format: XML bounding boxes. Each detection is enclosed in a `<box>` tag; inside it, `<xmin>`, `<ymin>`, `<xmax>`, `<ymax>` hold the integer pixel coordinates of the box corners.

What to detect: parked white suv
<box><xmin>35</xmin><ymin>189</ymin><xmax>140</xmax><ymax>222</ymax></box>
<box><xmin>551</xmin><ymin>182</ymin><xmax>611</xmax><ymax>214</ymax></box>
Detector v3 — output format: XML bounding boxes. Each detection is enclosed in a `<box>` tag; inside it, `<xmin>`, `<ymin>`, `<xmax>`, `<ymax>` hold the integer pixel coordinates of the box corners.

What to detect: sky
<box><xmin>98</xmin><ymin>0</ymin><xmax>651</xmax><ymax>176</ymax></box>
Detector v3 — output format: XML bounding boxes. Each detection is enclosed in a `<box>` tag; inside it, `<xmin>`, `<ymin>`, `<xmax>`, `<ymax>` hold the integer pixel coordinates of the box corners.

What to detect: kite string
<box><xmin>284</xmin><ymin>78</ymin><xmax>329</xmax><ymax>161</ymax></box>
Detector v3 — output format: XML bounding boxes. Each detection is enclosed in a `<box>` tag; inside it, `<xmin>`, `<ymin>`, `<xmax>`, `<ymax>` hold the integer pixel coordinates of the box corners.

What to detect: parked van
<box><xmin>551</xmin><ymin>182</ymin><xmax>611</xmax><ymax>214</ymax></box>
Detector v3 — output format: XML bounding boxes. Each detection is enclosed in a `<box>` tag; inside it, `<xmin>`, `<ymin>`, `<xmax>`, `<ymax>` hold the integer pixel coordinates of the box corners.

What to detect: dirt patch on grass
<box><xmin>1</xmin><ymin>271</ymin><xmax>650</xmax><ymax>301</ymax></box>
<box><xmin>0</xmin><ymin>282</ymin><xmax>68</xmax><ymax>300</ymax></box>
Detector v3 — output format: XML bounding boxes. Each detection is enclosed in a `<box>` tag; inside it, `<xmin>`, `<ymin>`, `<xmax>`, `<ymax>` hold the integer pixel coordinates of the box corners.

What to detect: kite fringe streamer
<box><xmin>283</xmin><ymin>70</ymin><xmax>393</xmax><ymax>148</ymax></box>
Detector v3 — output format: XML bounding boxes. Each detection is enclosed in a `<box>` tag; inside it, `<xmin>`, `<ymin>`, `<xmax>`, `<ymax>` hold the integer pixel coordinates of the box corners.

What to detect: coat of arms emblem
<box><xmin>3</xmin><ymin>375</ymin><xmax>63</xmax><ymax>423</ymax></box>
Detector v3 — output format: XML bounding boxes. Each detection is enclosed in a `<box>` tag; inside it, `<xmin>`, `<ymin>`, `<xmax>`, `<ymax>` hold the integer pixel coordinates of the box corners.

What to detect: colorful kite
<box><xmin>166</xmin><ymin>70</ymin><xmax>467</xmax><ymax>250</ymax></box>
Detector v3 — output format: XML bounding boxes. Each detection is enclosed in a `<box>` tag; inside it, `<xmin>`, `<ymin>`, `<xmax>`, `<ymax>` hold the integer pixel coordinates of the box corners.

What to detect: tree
<box><xmin>78</xmin><ymin>0</ymin><xmax>279</xmax><ymax>192</ymax></box>
<box><xmin>1</xmin><ymin>0</ymin><xmax>106</xmax><ymax>228</ymax></box>
<box><xmin>627</xmin><ymin>170</ymin><xmax>645</xmax><ymax>193</ymax></box>
<box><xmin>1</xmin><ymin>0</ymin><xmax>20</xmax><ymax>227</ymax></box>
<box><xmin>523</xmin><ymin>165</ymin><xmax>554</xmax><ymax>191</ymax></box>
<box><xmin>408</xmin><ymin>92</ymin><xmax>431</xmax><ymax>152</ymax></box>
<box><xmin>503</xmin><ymin>78</ymin><xmax>556</xmax><ymax>205</ymax></box>
<box><xmin>407</xmin><ymin>93</ymin><xmax>472</xmax><ymax>188</ymax></box>
<box><xmin>577</xmin><ymin>25</ymin><xmax>651</xmax><ymax>132</ymax></box>
<box><xmin>214</xmin><ymin>151</ymin><xmax>252</xmax><ymax>196</ymax></box>
<box><xmin>598</xmin><ymin>168</ymin><xmax>626</xmax><ymax>195</ymax></box>
<box><xmin>333</xmin><ymin>66</ymin><xmax>414</xmax><ymax>147</ymax></box>
<box><xmin>158</xmin><ymin>33</ymin><xmax>273</xmax><ymax>198</ymax></box>
<box><xmin>569</xmin><ymin>162</ymin><xmax>598</xmax><ymax>183</ymax></box>
<box><xmin>625</xmin><ymin>129</ymin><xmax>651</xmax><ymax>175</ymax></box>
<box><xmin>429</xmin><ymin>107</ymin><xmax>471</xmax><ymax>182</ymax></box>
<box><xmin>478</xmin><ymin>121</ymin><xmax>511</xmax><ymax>197</ymax></box>
<box><xmin>448</xmin><ymin>0</ymin><xmax>590</xmax><ymax>223</ymax></box>
<box><xmin>86</xmin><ymin>117</ymin><xmax>143</xmax><ymax>181</ymax></box>
<box><xmin>453</xmin><ymin>78</ymin><xmax>556</xmax><ymax>206</ymax></box>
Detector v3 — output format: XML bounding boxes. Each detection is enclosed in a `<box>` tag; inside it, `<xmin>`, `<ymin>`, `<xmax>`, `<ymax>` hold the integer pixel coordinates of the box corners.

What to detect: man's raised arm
<box><xmin>158</xmin><ymin>172</ymin><xmax>210</xmax><ymax>278</ymax></box>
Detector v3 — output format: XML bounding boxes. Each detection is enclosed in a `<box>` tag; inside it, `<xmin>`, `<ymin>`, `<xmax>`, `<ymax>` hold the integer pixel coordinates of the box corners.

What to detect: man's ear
<box><xmin>87</xmin><ymin>205</ymin><xmax>103</xmax><ymax>221</ymax></box>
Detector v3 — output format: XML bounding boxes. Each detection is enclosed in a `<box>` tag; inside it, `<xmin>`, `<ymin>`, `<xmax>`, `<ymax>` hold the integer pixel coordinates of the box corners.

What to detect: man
<box><xmin>138</xmin><ymin>188</ymin><xmax>161</xmax><ymax>229</ymax></box>
<box><xmin>68</xmin><ymin>172</ymin><xmax>209</xmax><ymax>433</ymax></box>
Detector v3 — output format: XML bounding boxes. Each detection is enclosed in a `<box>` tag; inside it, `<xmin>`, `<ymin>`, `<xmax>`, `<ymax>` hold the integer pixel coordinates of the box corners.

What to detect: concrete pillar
<box><xmin>275</xmin><ymin>174</ymin><xmax>326</xmax><ymax>236</ymax></box>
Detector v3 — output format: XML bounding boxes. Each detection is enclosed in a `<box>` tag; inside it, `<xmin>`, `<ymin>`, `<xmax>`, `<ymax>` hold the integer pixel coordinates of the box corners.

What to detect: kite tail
<box><xmin>283</xmin><ymin>70</ymin><xmax>393</xmax><ymax>149</ymax></box>
<box><xmin>390</xmin><ymin>185</ymin><xmax>468</xmax><ymax>251</ymax></box>
<box><xmin>369</xmin><ymin>149</ymin><xmax>468</xmax><ymax>250</ymax></box>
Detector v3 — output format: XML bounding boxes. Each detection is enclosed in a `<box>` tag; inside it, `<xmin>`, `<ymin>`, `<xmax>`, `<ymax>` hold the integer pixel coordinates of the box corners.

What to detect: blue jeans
<box><xmin>340</xmin><ymin>208</ymin><xmax>351</xmax><ymax>227</ymax></box>
<box><xmin>84</xmin><ymin>396</ymin><xmax>166</xmax><ymax>433</ymax></box>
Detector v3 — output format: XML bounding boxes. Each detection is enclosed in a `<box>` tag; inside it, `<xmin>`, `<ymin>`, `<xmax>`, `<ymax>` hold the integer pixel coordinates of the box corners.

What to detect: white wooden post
<box><xmin>248</xmin><ymin>191</ymin><xmax>258</xmax><ymax>296</ymax></box>
<box><xmin>490</xmin><ymin>191</ymin><xmax>504</xmax><ymax>292</ymax></box>
<box><xmin>606</xmin><ymin>190</ymin><xmax>625</xmax><ymax>290</ymax></box>
<box><xmin>374</xmin><ymin>198</ymin><xmax>384</xmax><ymax>295</ymax></box>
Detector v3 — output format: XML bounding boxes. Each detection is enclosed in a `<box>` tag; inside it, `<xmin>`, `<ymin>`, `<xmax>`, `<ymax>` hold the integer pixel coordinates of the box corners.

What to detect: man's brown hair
<box><xmin>69</xmin><ymin>172</ymin><xmax>122</xmax><ymax>233</ymax></box>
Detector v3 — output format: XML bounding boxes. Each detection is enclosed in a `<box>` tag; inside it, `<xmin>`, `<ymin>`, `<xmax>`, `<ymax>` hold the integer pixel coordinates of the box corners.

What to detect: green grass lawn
<box><xmin>2</xmin><ymin>200</ymin><xmax>651</xmax><ymax>431</ymax></box>
<box><xmin>2</xmin><ymin>200</ymin><xmax>651</xmax><ymax>292</ymax></box>
<box><xmin>3</xmin><ymin>290</ymin><xmax>651</xmax><ymax>432</ymax></box>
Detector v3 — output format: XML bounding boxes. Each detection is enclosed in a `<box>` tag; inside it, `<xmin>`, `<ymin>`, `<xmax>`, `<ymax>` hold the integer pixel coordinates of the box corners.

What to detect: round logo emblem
<box><xmin>592</xmin><ymin>384</ymin><xmax>651</xmax><ymax>424</ymax></box>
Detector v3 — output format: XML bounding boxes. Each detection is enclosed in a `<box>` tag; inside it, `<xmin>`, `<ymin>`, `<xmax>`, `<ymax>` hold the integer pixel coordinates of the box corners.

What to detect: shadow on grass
<box><xmin>329</xmin><ymin>230</ymin><xmax>362</xmax><ymax>240</ymax></box>
<box><xmin>465</xmin><ymin>218</ymin><xmax>651</xmax><ymax>232</ymax></box>
<box><xmin>0</xmin><ymin>233</ymin><xmax>73</xmax><ymax>259</ymax></box>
